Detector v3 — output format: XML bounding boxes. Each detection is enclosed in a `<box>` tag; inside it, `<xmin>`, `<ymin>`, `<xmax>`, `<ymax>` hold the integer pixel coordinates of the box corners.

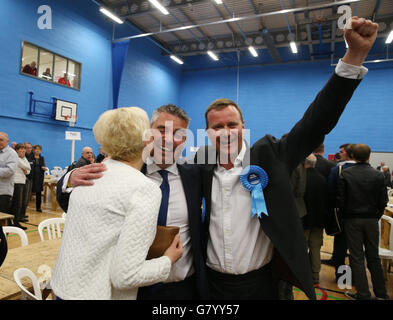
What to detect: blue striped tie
<box><xmin>157</xmin><ymin>170</ymin><xmax>170</xmax><ymax>226</ymax></box>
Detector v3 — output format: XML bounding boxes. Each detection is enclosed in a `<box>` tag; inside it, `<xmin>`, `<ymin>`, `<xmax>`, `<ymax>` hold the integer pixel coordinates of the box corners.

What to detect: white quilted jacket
<box><xmin>51</xmin><ymin>159</ymin><xmax>171</xmax><ymax>300</ymax></box>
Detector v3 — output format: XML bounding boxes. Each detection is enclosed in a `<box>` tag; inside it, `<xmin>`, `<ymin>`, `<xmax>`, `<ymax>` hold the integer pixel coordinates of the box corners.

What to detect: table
<box><xmin>0</xmin><ymin>239</ymin><xmax>61</xmax><ymax>300</ymax></box>
<box><xmin>44</xmin><ymin>179</ymin><xmax>58</xmax><ymax>211</ymax></box>
<box><xmin>0</xmin><ymin>212</ymin><xmax>14</xmax><ymax>226</ymax></box>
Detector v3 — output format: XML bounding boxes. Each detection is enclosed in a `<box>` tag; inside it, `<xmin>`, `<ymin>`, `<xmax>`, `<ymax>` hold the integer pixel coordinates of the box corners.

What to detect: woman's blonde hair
<box><xmin>93</xmin><ymin>107</ymin><xmax>150</xmax><ymax>162</ymax></box>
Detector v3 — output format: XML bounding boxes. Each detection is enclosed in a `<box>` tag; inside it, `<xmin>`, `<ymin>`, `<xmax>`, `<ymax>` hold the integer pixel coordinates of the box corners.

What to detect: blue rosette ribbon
<box><xmin>240</xmin><ymin>165</ymin><xmax>269</xmax><ymax>218</ymax></box>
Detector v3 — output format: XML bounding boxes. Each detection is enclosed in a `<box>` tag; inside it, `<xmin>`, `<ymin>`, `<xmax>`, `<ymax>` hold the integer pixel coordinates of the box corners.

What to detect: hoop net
<box><xmin>65</xmin><ymin>115</ymin><xmax>77</xmax><ymax>127</ymax></box>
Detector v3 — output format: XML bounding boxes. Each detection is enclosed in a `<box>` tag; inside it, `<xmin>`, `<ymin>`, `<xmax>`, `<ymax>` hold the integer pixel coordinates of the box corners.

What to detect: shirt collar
<box><xmin>146</xmin><ymin>157</ymin><xmax>179</xmax><ymax>176</ymax></box>
<box><xmin>0</xmin><ymin>145</ymin><xmax>10</xmax><ymax>153</ymax></box>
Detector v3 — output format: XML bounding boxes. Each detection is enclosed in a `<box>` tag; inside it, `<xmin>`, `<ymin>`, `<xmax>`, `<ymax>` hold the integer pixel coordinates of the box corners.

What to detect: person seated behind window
<box><xmin>42</xmin><ymin>68</ymin><xmax>52</xmax><ymax>80</ymax></box>
<box><xmin>22</xmin><ymin>61</ymin><xmax>37</xmax><ymax>76</ymax></box>
<box><xmin>58</xmin><ymin>73</ymin><xmax>71</xmax><ymax>86</ymax></box>
<box><xmin>50</xmin><ymin>107</ymin><xmax>183</xmax><ymax>300</ymax></box>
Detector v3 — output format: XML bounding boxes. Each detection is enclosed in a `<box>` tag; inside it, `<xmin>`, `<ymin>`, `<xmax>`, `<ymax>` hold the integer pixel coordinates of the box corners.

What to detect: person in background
<box><xmin>322</xmin><ymin>143</ymin><xmax>356</xmax><ymax>280</ymax></box>
<box><xmin>382</xmin><ymin>166</ymin><xmax>392</xmax><ymax>188</ymax></box>
<box><xmin>22</xmin><ymin>61</ymin><xmax>37</xmax><ymax>76</ymax></box>
<box><xmin>20</xmin><ymin>142</ymin><xmax>34</xmax><ymax>221</ymax></box>
<box><xmin>75</xmin><ymin>147</ymin><xmax>94</xmax><ymax>168</ymax></box>
<box><xmin>313</xmin><ymin>144</ymin><xmax>335</xmax><ymax>181</ymax></box>
<box><xmin>302</xmin><ymin>154</ymin><xmax>329</xmax><ymax>285</ymax></box>
<box><xmin>58</xmin><ymin>73</ymin><xmax>71</xmax><ymax>86</ymax></box>
<box><xmin>50</xmin><ymin>107</ymin><xmax>183</xmax><ymax>300</ymax></box>
<box><xmin>334</xmin><ymin>152</ymin><xmax>341</xmax><ymax>163</ymax></box>
<box><xmin>42</xmin><ymin>68</ymin><xmax>52</xmax><ymax>80</ymax></box>
<box><xmin>96</xmin><ymin>147</ymin><xmax>106</xmax><ymax>163</ymax></box>
<box><xmin>31</xmin><ymin>145</ymin><xmax>48</xmax><ymax>212</ymax></box>
<box><xmin>0</xmin><ymin>132</ymin><xmax>18</xmax><ymax>264</ymax></box>
<box><xmin>10</xmin><ymin>144</ymin><xmax>30</xmax><ymax>230</ymax></box>
<box><xmin>338</xmin><ymin>144</ymin><xmax>389</xmax><ymax>300</ymax></box>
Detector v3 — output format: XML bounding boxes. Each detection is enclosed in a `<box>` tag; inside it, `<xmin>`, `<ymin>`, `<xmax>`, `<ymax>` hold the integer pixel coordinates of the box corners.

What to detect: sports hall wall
<box><xmin>0</xmin><ymin>0</ymin><xmax>181</xmax><ymax>169</ymax></box>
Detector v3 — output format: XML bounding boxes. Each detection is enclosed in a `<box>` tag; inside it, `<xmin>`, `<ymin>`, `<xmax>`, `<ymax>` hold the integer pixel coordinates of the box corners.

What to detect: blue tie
<box><xmin>157</xmin><ymin>170</ymin><xmax>170</xmax><ymax>226</ymax></box>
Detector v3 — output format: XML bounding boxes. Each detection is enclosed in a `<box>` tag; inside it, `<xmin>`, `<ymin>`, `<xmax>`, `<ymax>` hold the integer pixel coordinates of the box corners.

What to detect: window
<box><xmin>54</xmin><ymin>55</ymin><xmax>69</xmax><ymax>86</ymax></box>
<box><xmin>38</xmin><ymin>50</ymin><xmax>54</xmax><ymax>81</ymax></box>
<box><xmin>20</xmin><ymin>41</ymin><xmax>81</xmax><ymax>90</ymax></box>
<box><xmin>67</xmin><ymin>60</ymin><xmax>81</xmax><ymax>90</ymax></box>
<box><xmin>21</xmin><ymin>43</ymin><xmax>38</xmax><ymax>76</ymax></box>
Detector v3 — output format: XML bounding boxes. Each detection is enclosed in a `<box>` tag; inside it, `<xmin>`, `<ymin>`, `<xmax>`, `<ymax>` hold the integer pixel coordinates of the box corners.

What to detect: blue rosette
<box><xmin>240</xmin><ymin>165</ymin><xmax>269</xmax><ymax>218</ymax></box>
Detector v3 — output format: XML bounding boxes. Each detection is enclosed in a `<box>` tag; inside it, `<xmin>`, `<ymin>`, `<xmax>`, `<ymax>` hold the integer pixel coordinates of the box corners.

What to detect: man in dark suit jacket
<box><xmin>337</xmin><ymin>144</ymin><xmax>388</xmax><ymax>300</ymax></box>
<box><xmin>57</xmin><ymin>105</ymin><xmax>208</xmax><ymax>300</ymax></box>
<box><xmin>75</xmin><ymin>147</ymin><xmax>94</xmax><ymax>168</ymax></box>
<box><xmin>194</xmin><ymin>17</ymin><xmax>378</xmax><ymax>300</ymax></box>
<box><xmin>313</xmin><ymin>144</ymin><xmax>335</xmax><ymax>181</ymax></box>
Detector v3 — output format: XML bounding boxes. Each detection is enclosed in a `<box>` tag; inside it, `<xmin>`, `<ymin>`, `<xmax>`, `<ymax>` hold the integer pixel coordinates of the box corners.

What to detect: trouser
<box><xmin>304</xmin><ymin>227</ymin><xmax>324</xmax><ymax>282</ymax></box>
<box><xmin>332</xmin><ymin>230</ymin><xmax>348</xmax><ymax>274</ymax></box>
<box><xmin>35</xmin><ymin>191</ymin><xmax>42</xmax><ymax>210</ymax></box>
<box><xmin>21</xmin><ymin>179</ymin><xmax>32</xmax><ymax>218</ymax></box>
<box><xmin>344</xmin><ymin>218</ymin><xmax>387</xmax><ymax>299</ymax></box>
<box><xmin>0</xmin><ymin>195</ymin><xmax>12</xmax><ymax>212</ymax></box>
<box><xmin>137</xmin><ymin>274</ymin><xmax>197</xmax><ymax>300</ymax></box>
<box><xmin>0</xmin><ymin>226</ymin><xmax>7</xmax><ymax>267</ymax></box>
<box><xmin>10</xmin><ymin>184</ymin><xmax>25</xmax><ymax>223</ymax></box>
<box><xmin>278</xmin><ymin>280</ymin><xmax>294</xmax><ymax>300</ymax></box>
<box><xmin>207</xmin><ymin>262</ymin><xmax>278</xmax><ymax>300</ymax></box>
<box><xmin>0</xmin><ymin>195</ymin><xmax>12</xmax><ymax>225</ymax></box>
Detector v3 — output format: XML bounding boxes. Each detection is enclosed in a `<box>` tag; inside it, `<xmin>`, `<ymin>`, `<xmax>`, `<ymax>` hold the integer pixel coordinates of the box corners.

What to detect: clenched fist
<box><xmin>342</xmin><ymin>16</ymin><xmax>379</xmax><ymax>66</ymax></box>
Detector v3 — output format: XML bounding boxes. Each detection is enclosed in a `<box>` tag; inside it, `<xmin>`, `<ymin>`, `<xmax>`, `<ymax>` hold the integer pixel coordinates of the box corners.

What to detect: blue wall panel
<box><xmin>180</xmin><ymin>59</ymin><xmax>393</xmax><ymax>156</ymax></box>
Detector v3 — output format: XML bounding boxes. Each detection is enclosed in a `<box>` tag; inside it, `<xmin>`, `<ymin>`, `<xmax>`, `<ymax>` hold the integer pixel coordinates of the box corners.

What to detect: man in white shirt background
<box><xmin>0</xmin><ymin>132</ymin><xmax>19</xmax><ymax>267</ymax></box>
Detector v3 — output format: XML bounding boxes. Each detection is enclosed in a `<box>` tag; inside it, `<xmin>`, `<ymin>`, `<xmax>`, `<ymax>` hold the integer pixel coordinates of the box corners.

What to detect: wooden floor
<box><xmin>4</xmin><ymin>195</ymin><xmax>393</xmax><ymax>300</ymax></box>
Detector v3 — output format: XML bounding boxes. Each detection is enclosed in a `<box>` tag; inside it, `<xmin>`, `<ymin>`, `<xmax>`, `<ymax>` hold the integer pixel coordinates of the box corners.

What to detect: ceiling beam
<box><xmin>114</xmin><ymin>0</ymin><xmax>366</xmax><ymax>42</ymax></box>
<box><xmin>116</xmin><ymin>0</ymin><xmax>211</xmax><ymax>18</ymax></box>
<box><xmin>250</xmin><ymin>0</ymin><xmax>281</xmax><ymax>63</ymax></box>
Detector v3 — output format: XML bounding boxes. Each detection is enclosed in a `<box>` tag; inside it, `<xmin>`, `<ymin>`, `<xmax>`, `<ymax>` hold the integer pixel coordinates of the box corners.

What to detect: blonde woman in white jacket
<box><xmin>10</xmin><ymin>143</ymin><xmax>30</xmax><ymax>230</ymax></box>
<box><xmin>51</xmin><ymin>107</ymin><xmax>183</xmax><ymax>300</ymax></box>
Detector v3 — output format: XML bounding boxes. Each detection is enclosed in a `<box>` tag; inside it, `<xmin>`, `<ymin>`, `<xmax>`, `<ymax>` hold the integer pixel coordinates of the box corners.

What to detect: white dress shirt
<box><xmin>207</xmin><ymin>141</ymin><xmax>274</xmax><ymax>274</ymax></box>
<box><xmin>146</xmin><ymin>159</ymin><xmax>194</xmax><ymax>282</ymax></box>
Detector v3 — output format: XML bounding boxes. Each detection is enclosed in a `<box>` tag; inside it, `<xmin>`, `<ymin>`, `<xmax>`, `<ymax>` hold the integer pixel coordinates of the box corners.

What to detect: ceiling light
<box><xmin>207</xmin><ymin>51</ymin><xmax>219</xmax><ymax>61</ymax></box>
<box><xmin>290</xmin><ymin>41</ymin><xmax>298</xmax><ymax>54</ymax></box>
<box><xmin>386</xmin><ymin>30</ymin><xmax>393</xmax><ymax>44</ymax></box>
<box><xmin>248</xmin><ymin>46</ymin><xmax>258</xmax><ymax>57</ymax></box>
<box><xmin>148</xmin><ymin>0</ymin><xmax>169</xmax><ymax>15</ymax></box>
<box><xmin>214</xmin><ymin>0</ymin><xmax>223</xmax><ymax>4</ymax></box>
<box><xmin>170</xmin><ymin>55</ymin><xmax>184</xmax><ymax>65</ymax></box>
<box><xmin>99</xmin><ymin>8</ymin><xmax>123</xmax><ymax>24</ymax></box>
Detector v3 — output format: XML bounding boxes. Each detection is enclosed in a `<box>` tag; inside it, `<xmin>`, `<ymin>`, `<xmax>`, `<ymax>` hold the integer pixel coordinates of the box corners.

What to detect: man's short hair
<box><xmin>151</xmin><ymin>104</ymin><xmax>190</xmax><ymax>128</ymax></box>
<box><xmin>205</xmin><ymin>98</ymin><xmax>244</xmax><ymax>127</ymax></box>
<box><xmin>15</xmin><ymin>143</ymin><xmax>26</xmax><ymax>151</ymax></box>
<box><xmin>93</xmin><ymin>107</ymin><xmax>150</xmax><ymax>162</ymax></box>
<box><xmin>33</xmin><ymin>144</ymin><xmax>42</xmax><ymax>151</ymax></box>
<box><xmin>340</xmin><ymin>143</ymin><xmax>354</xmax><ymax>159</ymax></box>
<box><xmin>352</xmin><ymin>144</ymin><xmax>371</xmax><ymax>163</ymax></box>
